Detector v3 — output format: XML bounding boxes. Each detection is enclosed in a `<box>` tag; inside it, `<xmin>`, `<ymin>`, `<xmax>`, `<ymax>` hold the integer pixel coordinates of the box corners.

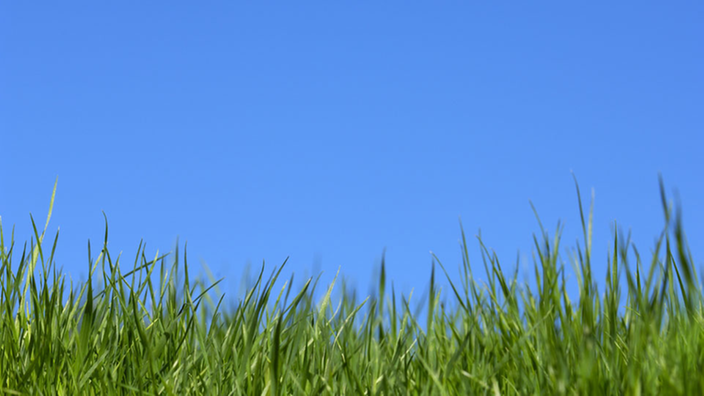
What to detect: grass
<box><xmin>0</xmin><ymin>176</ymin><xmax>702</xmax><ymax>395</ymax></box>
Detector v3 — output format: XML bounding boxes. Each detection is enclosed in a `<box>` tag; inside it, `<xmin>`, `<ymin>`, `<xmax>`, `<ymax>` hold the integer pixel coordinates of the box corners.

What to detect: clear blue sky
<box><xmin>1</xmin><ymin>3</ymin><xmax>702</xmax><ymax>306</ymax></box>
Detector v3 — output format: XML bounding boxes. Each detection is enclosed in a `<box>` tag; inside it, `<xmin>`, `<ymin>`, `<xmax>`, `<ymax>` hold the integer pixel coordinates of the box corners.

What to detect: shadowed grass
<box><xmin>0</xmin><ymin>177</ymin><xmax>702</xmax><ymax>395</ymax></box>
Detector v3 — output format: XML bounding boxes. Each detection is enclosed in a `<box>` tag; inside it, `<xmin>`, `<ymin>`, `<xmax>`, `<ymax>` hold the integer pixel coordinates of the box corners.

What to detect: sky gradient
<box><xmin>1</xmin><ymin>3</ymin><xmax>703</xmax><ymax>305</ymax></box>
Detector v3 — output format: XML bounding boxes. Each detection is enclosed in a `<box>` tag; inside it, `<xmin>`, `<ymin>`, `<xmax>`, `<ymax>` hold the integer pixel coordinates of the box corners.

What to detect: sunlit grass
<box><xmin>0</xmin><ymin>176</ymin><xmax>702</xmax><ymax>395</ymax></box>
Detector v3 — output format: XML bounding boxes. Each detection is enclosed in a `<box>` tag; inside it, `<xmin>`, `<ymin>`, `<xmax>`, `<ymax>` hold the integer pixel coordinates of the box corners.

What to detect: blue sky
<box><xmin>1</xmin><ymin>3</ymin><xmax>702</xmax><ymax>306</ymax></box>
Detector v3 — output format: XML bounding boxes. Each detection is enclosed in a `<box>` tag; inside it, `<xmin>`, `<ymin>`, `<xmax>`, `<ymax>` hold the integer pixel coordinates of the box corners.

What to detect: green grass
<box><xmin>1</xmin><ymin>176</ymin><xmax>702</xmax><ymax>395</ymax></box>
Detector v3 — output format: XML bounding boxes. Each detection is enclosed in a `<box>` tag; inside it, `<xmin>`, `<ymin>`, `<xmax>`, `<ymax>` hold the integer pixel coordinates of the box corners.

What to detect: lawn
<box><xmin>0</xmin><ymin>177</ymin><xmax>702</xmax><ymax>395</ymax></box>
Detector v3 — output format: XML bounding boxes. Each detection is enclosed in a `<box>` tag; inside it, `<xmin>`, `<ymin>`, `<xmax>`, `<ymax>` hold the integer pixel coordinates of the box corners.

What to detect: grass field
<box><xmin>1</xmin><ymin>178</ymin><xmax>702</xmax><ymax>395</ymax></box>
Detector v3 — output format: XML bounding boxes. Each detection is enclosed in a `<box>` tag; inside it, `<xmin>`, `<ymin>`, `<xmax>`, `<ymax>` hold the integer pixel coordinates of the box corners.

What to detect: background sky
<box><xmin>1</xmin><ymin>3</ymin><xmax>703</xmax><ymax>308</ymax></box>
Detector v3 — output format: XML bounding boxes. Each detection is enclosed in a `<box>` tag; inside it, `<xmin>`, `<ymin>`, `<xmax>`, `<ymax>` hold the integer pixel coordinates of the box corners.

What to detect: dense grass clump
<box><xmin>1</xmin><ymin>178</ymin><xmax>702</xmax><ymax>395</ymax></box>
